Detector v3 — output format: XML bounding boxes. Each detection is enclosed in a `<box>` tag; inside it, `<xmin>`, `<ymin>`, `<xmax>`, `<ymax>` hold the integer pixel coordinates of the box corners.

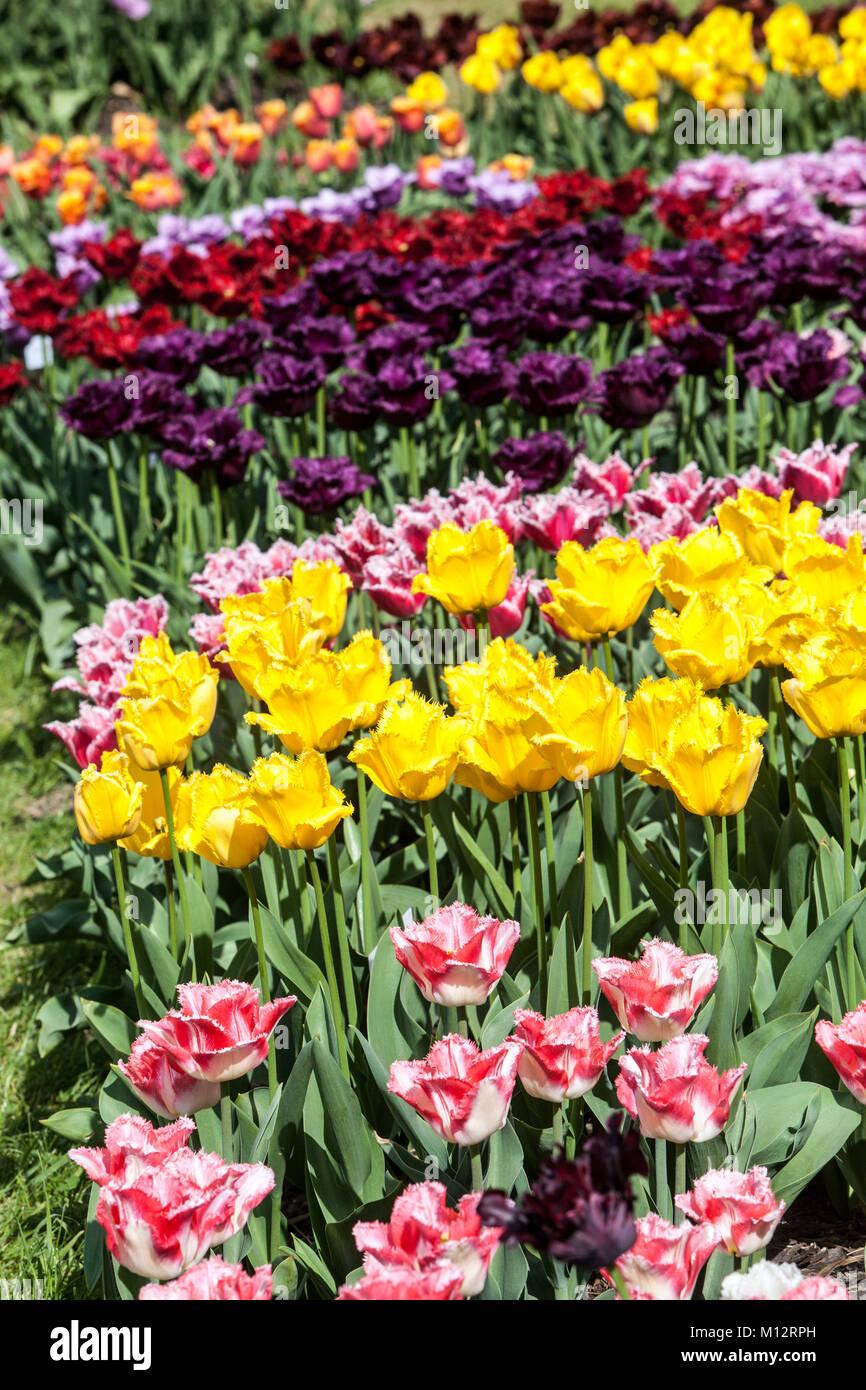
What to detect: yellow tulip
<box><xmin>622</xmin><ymin>677</ymin><xmax>706</xmax><ymax>790</ymax></box>
<box><xmin>444</xmin><ymin>637</ymin><xmax>556</xmax><ymax>714</ymax></box>
<box><xmin>652</xmin><ymin>530</ymin><xmax>772</xmax><ymax>611</ymax></box>
<box><xmin>460</xmin><ymin>53</ymin><xmax>502</xmax><ymax>94</ymax></box>
<box><xmin>116</xmin><ymin>696</ymin><xmax>206</xmax><ymax>772</ymax></box>
<box><xmin>477</xmin><ymin>25</ymin><xmax>522</xmax><ymax>72</ymax></box>
<box><xmin>412</xmin><ymin>520</ymin><xmax>514</xmax><ymax>617</ymax></box>
<box><xmin>74</xmin><ymin>750</ymin><xmax>143</xmax><ymax>845</ymax></box>
<box><xmin>178</xmin><ymin>766</ymin><xmax>269</xmax><ymax>868</ymax></box>
<box><xmin>405</xmin><ymin>72</ymin><xmax>448</xmax><ymax>108</ymax></box>
<box><xmin>348</xmin><ymin>692</ymin><xmax>466</xmax><ymax>801</ymax></box>
<box><xmin>715</xmin><ymin>488</ymin><xmax>821</xmax><ymax>572</ymax></box>
<box><xmin>781</xmin><ymin>632</ymin><xmax>866</xmax><ymax>739</ymax></box>
<box><xmin>454</xmin><ymin>692</ymin><xmax>560</xmax><ymax>803</ymax></box>
<box><xmin>654</xmin><ymin>695</ymin><xmax>767</xmax><ymax>818</ymax></box>
<box><xmin>522</xmin><ymin>52</ymin><xmax>564</xmax><ymax>92</ymax></box>
<box><xmin>623</xmin><ymin>98</ymin><xmax>659</xmax><ymax>134</ymax></box>
<box><xmin>560</xmin><ymin>72</ymin><xmax>605</xmax><ymax>112</ymax></box>
<box><xmin>247</xmin><ymin>652</ymin><xmax>357</xmax><ymax>754</ymax></box>
<box><xmin>650</xmin><ymin>590</ymin><xmax>756</xmax><ymax>689</ymax></box>
<box><xmin>335</xmin><ymin>631</ymin><xmax>412</xmax><ymax>731</ymax></box>
<box><xmin>524</xmin><ymin>668</ymin><xmax>628</xmax><ymax>782</ymax></box>
<box><xmin>119</xmin><ymin>764</ymin><xmax>182</xmax><ymax>860</ymax></box>
<box><xmin>121</xmin><ymin>633</ymin><xmax>218</xmax><ymax>735</ymax></box>
<box><xmin>542</xmin><ymin>537</ymin><xmax>657</xmax><ymax>644</ymax></box>
<box><xmin>247</xmin><ymin>750</ymin><xmax>353</xmax><ymax>851</ymax></box>
<box><xmin>782</xmin><ymin>533</ymin><xmax>866</xmax><ymax>608</ymax></box>
<box><xmin>290</xmin><ymin>559</ymin><xmax>351</xmax><ymax>639</ymax></box>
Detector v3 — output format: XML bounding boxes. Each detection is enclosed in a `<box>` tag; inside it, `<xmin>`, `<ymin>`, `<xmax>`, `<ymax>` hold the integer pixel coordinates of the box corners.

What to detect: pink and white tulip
<box><xmin>352</xmin><ymin>1181</ymin><xmax>501</xmax><ymax>1297</ymax></box>
<box><xmin>675</xmin><ymin>1165</ymin><xmax>785</xmax><ymax>1256</ymax></box>
<box><xmin>390</xmin><ymin>903</ymin><xmax>520</xmax><ymax>1007</ymax></box>
<box><xmin>815</xmin><ymin>1002</ymin><xmax>866</xmax><ymax>1104</ymax></box>
<box><xmin>139</xmin><ymin>1256</ymin><xmax>272</xmax><ymax>1300</ymax></box>
<box><xmin>139</xmin><ymin>980</ymin><xmax>296</xmax><ymax>1085</ymax></box>
<box><xmin>773</xmin><ymin>440</ymin><xmax>855</xmax><ymax>507</ymax></box>
<box><xmin>721</xmin><ymin>1261</ymin><xmax>848</xmax><ymax>1301</ymax></box>
<box><xmin>616</xmin><ymin>1034</ymin><xmax>746</xmax><ymax>1143</ymax></box>
<box><xmin>388</xmin><ymin>1035</ymin><xmax>524</xmax><ymax>1146</ymax></box>
<box><xmin>337</xmin><ymin>1263</ymin><xmax>464</xmax><ymax>1300</ymax></box>
<box><xmin>593</xmin><ymin>939</ymin><xmax>718</xmax><ymax>1042</ymax></box>
<box><xmin>117</xmin><ymin>1036</ymin><xmax>221</xmax><ymax>1120</ymax></box>
<box><xmin>512</xmin><ymin>1007</ymin><xmax>623</xmax><ymax>1102</ymax></box>
<box><xmin>70</xmin><ymin>1113</ymin><xmax>196</xmax><ymax>1186</ymax></box>
<box><xmin>606</xmin><ymin>1214</ymin><xmax>720</xmax><ymax>1300</ymax></box>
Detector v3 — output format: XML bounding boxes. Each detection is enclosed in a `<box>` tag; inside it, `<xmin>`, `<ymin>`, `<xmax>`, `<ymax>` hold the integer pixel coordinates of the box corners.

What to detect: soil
<box><xmin>767</xmin><ymin>1180</ymin><xmax>866</xmax><ymax>1299</ymax></box>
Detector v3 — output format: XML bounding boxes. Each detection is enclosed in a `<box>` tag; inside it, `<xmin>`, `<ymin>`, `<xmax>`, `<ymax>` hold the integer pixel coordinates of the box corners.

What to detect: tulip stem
<box><xmin>105</xmin><ymin>441</ymin><xmax>132</xmax><ymax>581</ymax></box>
<box><xmin>712</xmin><ymin>815</ymin><xmax>729</xmax><ymax>958</ymax></box>
<box><xmin>306</xmin><ymin>850</ymin><xmax>350</xmax><ymax>1080</ymax></box>
<box><xmin>610</xmin><ymin>1267</ymin><xmax>631</xmax><ymax>1301</ymax></box>
<box><xmin>837</xmin><ymin>738</ymin><xmax>857</xmax><ymax>1010</ymax></box>
<box><xmin>327</xmin><ymin>834</ymin><xmax>358</xmax><ymax>1030</ymax></box>
<box><xmin>655</xmin><ymin>1137</ymin><xmax>670</xmax><ymax>1220</ymax></box>
<box><xmin>163</xmin><ymin>861</ymin><xmax>178</xmax><ymax>958</ymax></box>
<box><xmin>110</xmin><ymin>845</ymin><xmax>145</xmax><ymax>1019</ymax></box>
<box><xmin>470</xmin><ymin>1147</ymin><xmax>484</xmax><ymax>1193</ymax></box>
<box><xmin>526</xmin><ymin>792</ymin><xmax>549</xmax><ymax>1006</ymax></box>
<box><xmin>159</xmin><ymin>769</ymin><xmax>191</xmax><ymax>959</ymax></box>
<box><xmin>726</xmin><ymin>339</ymin><xmax>737</xmax><ymax>474</ymax></box>
<box><xmin>676</xmin><ymin>800</ymin><xmax>690</xmax><ymax>952</ymax></box>
<box><xmin>736</xmin><ymin>810</ymin><xmax>746</xmax><ymax>879</ymax></box>
<box><xmin>603</xmin><ymin>637</ymin><xmax>631</xmax><ymax>918</ymax></box>
<box><xmin>297</xmin><ymin>851</ymin><xmax>312</xmax><ymax>947</ymax></box>
<box><xmin>357</xmin><ymin>770</ymin><xmax>375</xmax><ymax>954</ymax></box>
<box><xmin>508</xmin><ymin>799</ymin><xmax>521</xmax><ymax>902</ymax></box>
<box><xmin>242</xmin><ymin>866</ymin><xmax>277</xmax><ymax>1095</ymax></box>
<box><xmin>772</xmin><ymin>675</ymin><xmax>798</xmax><ymax>811</ymax></box>
<box><xmin>422</xmin><ymin>804</ymin><xmax>439</xmax><ymax>906</ymax></box>
<box><xmin>674</xmin><ymin>1145</ymin><xmax>687</xmax><ymax>1221</ymax></box>
<box><xmin>400</xmin><ymin>426</ymin><xmax>419</xmax><ymax>496</ymax></box>
<box><xmin>221</xmin><ymin>1085</ymin><xmax>233</xmax><ymax>1162</ymax></box>
<box><xmin>581</xmin><ymin>784</ymin><xmax>594</xmax><ymax>1005</ymax></box>
<box><xmin>552</xmin><ymin>1104</ymin><xmax>565</xmax><ymax>1152</ymax></box>
<box><xmin>541</xmin><ymin>790</ymin><xmax>558</xmax><ymax>921</ymax></box>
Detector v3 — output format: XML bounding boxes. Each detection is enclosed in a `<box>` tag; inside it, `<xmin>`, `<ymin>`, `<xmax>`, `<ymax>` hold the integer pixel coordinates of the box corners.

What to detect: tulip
<box><xmin>406</xmin><ymin>72</ymin><xmax>448</xmax><ymax>108</ymax></box>
<box><xmin>444</xmin><ymin>638</ymin><xmax>556</xmax><ymax>714</ymax></box>
<box><xmin>140</xmin><ymin>1255</ymin><xmax>272</xmax><ymax>1300</ymax></box>
<box><xmin>116</xmin><ymin>696</ymin><xmax>204</xmax><ymax>772</ymax></box>
<box><xmin>140</xmin><ymin>980</ymin><xmax>296</xmax><ymax>1085</ymax></box>
<box><xmin>524</xmin><ymin>667</ymin><xmax>628</xmax><ymax>782</ymax></box>
<box><xmin>652</xmin><ymin>530</ymin><xmax>771</xmax><ymax>611</ymax></box>
<box><xmin>292</xmin><ymin>99</ymin><xmax>328</xmax><ymax>139</ymax></box>
<box><xmin>390</xmin><ymin>903</ymin><xmax>520</xmax><ymax>1007</ymax></box>
<box><xmin>70</xmin><ymin>1114</ymin><xmax>196</xmax><ymax>1187</ymax></box>
<box><xmin>309</xmin><ymin>84</ymin><xmax>343</xmax><ymax>120</ymax></box>
<box><xmin>332</xmin><ymin>138</ymin><xmax>360</xmax><ymax>173</ymax></box>
<box><xmin>715</xmin><ymin>488</ymin><xmax>821</xmax><ymax>571</ymax></box>
<box><xmin>388</xmin><ymin>1035</ymin><xmax>524</xmax><ymax>1146</ymax></box>
<box><xmin>348</xmin><ymin>692</ymin><xmax>466</xmax><ymax>801</ymax></box>
<box><xmin>593</xmin><ymin>939</ymin><xmax>718</xmax><ymax>1042</ymax></box>
<box><xmin>219</xmin><ymin>598</ymin><xmax>328</xmax><ymax>698</ymax></box>
<box><xmin>522</xmin><ymin>51</ymin><xmax>564</xmax><ymax>91</ymax></box>
<box><xmin>391</xmin><ymin>96</ymin><xmax>426</xmax><ymax>134</ymax></box>
<box><xmin>782</xmin><ymin>533</ymin><xmax>866</xmax><ymax>608</ymax></box>
<box><xmin>119</xmin><ymin>763</ymin><xmax>182</xmax><ymax>860</ymax></box>
<box><xmin>459</xmin><ymin>54</ymin><xmax>502</xmax><ymax>94</ymax></box>
<box><xmin>675</xmin><ymin>1166</ymin><xmax>785</xmax><ymax>1256</ymax></box>
<box><xmin>121</xmin><ymin>634</ymin><xmax>219</xmax><ymax>731</ymax></box>
<box><xmin>305</xmin><ymin>139</ymin><xmax>333</xmax><ymax>174</ymax></box>
<box><xmin>650</xmin><ymin>590</ymin><xmax>757</xmax><ymax>689</ymax></box>
<box><xmin>616</xmin><ymin>1034</ymin><xmax>746</xmax><ymax>1143</ymax></box>
<box><xmin>651</xmin><ymin>695</ymin><xmax>766</xmax><ymax>819</ymax></box>
<box><xmin>781</xmin><ymin>631</ymin><xmax>866</xmax><ymax>739</ymax></box>
<box><xmin>513</xmin><ymin>1007</ymin><xmax>623</xmax><ymax>1102</ymax></box>
<box><xmin>624</xmin><ymin>97</ymin><xmax>659</xmax><ymax>133</ymax></box>
<box><xmin>74</xmin><ymin>749</ymin><xmax>143</xmax><ymax>845</ymax></box>
<box><xmin>87</xmin><ymin>1146</ymin><xmax>274</xmax><ymax>1280</ymax></box>
<box><xmin>247</xmin><ymin>653</ymin><xmax>360</xmax><ymax>754</ymax></box>
<box><xmin>720</xmin><ymin>1261</ymin><xmax>849</xmax><ymax>1301</ymax></box>
<box><xmin>453</xmin><ymin>695</ymin><xmax>561</xmax><ymax>803</ymax></box>
<box><xmin>606</xmin><ymin>1214</ymin><xmax>721</xmax><ymax>1300</ymax></box>
<box><xmin>338</xmin><ymin>1264</ymin><xmax>464</xmax><ymax>1300</ymax></box>
<box><xmin>117</xmin><ymin>1036</ymin><xmax>221</xmax><ymax>1120</ymax></box>
<box><xmin>622</xmin><ymin>677</ymin><xmax>704</xmax><ymax>790</ymax></box>
<box><xmin>352</xmin><ymin>1181</ymin><xmax>501</xmax><ymax>1298</ymax></box>
<box><xmin>541</xmin><ymin>537</ymin><xmax>657</xmax><ymax>644</ymax></box>
<box><xmin>815</xmin><ymin>1002</ymin><xmax>866</xmax><ymax>1103</ymax></box>
<box><xmin>178</xmin><ymin>765</ymin><xmax>268</xmax><ymax>869</ymax></box>
<box><xmin>412</xmin><ymin>520</ymin><xmax>514</xmax><ymax>618</ymax></box>
<box><xmin>247</xmin><ymin>749</ymin><xmax>353</xmax><ymax>850</ymax></box>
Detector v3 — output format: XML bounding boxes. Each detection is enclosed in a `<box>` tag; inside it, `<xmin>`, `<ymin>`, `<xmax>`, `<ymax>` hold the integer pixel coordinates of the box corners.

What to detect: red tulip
<box><xmin>593</xmin><ymin>939</ymin><xmax>718</xmax><ymax>1042</ymax></box>
<box><xmin>675</xmin><ymin>1166</ymin><xmax>785</xmax><ymax>1256</ymax></box>
<box><xmin>616</xmin><ymin>1034</ymin><xmax>746</xmax><ymax>1143</ymax></box>
<box><xmin>140</xmin><ymin>980</ymin><xmax>296</xmax><ymax>1084</ymax></box>
<box><xmin>388</xmin><ymin>1035</ymin><xmax>524</xmax><ymax>1145</ymax></box>
<box><xmin>338</xmin><ymin>1264</ymin><xmax>464</xmax><ymax>1300</ymax></box>
<box><xmin>606</xmin><ymin>1213</ymin><xmax>720</xmax><ymax>1300</ymax></box>
<box><xmin>70</xmin><ymin>1113</ymin><xmax>196</xmax><ymax>1186</ymax></box>
<box><xmin>117</xmin><ymin>1036</ymin><xmax>221</xmax><ymax>1120</ymax></box>
<box><xmin>139</xmin><ymin>1256</ymin><xmax>272</xmax><ymax>1300</ymax></box>
<box><xmin>513</xmin><ymin>1007</ymin><xmax>623</xmax><ymax>1102</ymax></box>
<box><xmin>815</xmin><ymin>1003</ymin><xmax>866</xmax><ymax>1104</ymax></box>
<box><xmin>90</xmin><ymin>1147</ymin><xmax>274</xmax><ymax>1281</ymax></box>
<box><xmin>352</xmin><ymin>1181</ymin><xmax>501</xmax><ymax>1297</ymax></box>
<box><xmin>390</xmin><ymin>903</ymin><xmax>520</xmax><ymax>1007</ymax></box>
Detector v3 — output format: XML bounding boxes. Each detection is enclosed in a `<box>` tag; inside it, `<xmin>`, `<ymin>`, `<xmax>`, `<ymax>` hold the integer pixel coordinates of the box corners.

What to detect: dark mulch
<box><xmin>767</xmin><ymin>1180</ymin><xmax>866</xmax><ymax>1299</ymax></box>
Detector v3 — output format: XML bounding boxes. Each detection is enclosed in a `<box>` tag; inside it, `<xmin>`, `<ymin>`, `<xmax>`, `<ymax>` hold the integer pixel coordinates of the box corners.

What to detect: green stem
<box><xmin>581</xmin><ymin>784</ymin><xmax>594</xmax><ymax>1005</ymax></box>
<box><xmin>159</xmin><ymin>769</ymin><xmax>191</xmax><ymax>957</ymax></box>
<box><xmin>726</xmin><ymin>339</ymin><xmax>737</xmax><ymax>474</ymax></box>
<box><xmin>655</xmin><ymin>1136</ymin><xmax>670</xmax><ymax>1220</ymax></box>
<box><xmin>106</xmin><ymin>444</ymin><xmax>132</xmax><ymax>579</ymax></box>
<box><xmin>676</xmin><ymin>800</ymin><xmax>689</xmax><ymax>952</ymax></box>
<box><xmin>423</xmin><ymin>804</ymin><xmax>439</xmax><ymax>905</ymax></box>
<box><xmin>110</xmin><ymin>844</ymin><xmax>145</xmax><ymax>1019</ymax></box>
<box><xmin>327</xmin><ymin>834</ymin><xmax>357</xmax><ymax>1029</ymax></box>
<box><xmin>307</xmin><ymin>851</ymin><xmax>350</xmax><ymax>1079</ymax></box>
<box><xmin>674</xmin><ymin>1144</ymin><xmax>687</xmax><ymax>1220</ymax></box>
<box><xmin>526</xmin><ymin>792</ymin><xmax>548</xmax><ymax>1005</ymax></box>
<box><xmin>163</xmin><ymin>860</ymin><xmax>177</xmax><ymax>958</ymax></box>
<box><xmin>400</xmin><ymin>426</ymin><xmax>419</xmax><ymax>496</ymax></box>
<box><xmin>470</xmin><ymin>1147</ymin><xmax>484</xmax><ymax>1192</ymax></box>
<box><xmin>357</xmin><ymin>769</ymin><xmax>375</xmax><ymax>955</ymax></box>
<box><xmin>603</xmin><ymin>636</ymin><xmax>630</xmax><ymax>916</ymax></box>
<box><xmin>610</xmin><ymin>1267</ymin><xmax>631</xmax><ymax>1301</ymax></box>
<box><xmin>508</xmin><ymin>799</ymin><xmax>521</xmax><ymax>903</ymax></box>
<box><xmin>837</xmin><ymin>738</ymin><xmax>856</xmax><ymax>1010</ymax></box>
<box><xmin>772</xmin><ymin>675</ymin><xmax>797</xmax><ymax>810</ymax></box>
<box><xmin>712</xmin><ymin>815</ymin><xmax>729</xmax><ymax>959</ymax></box>
<box><xmin>210</xmin><ymin>472</ymin><xmax>223</xmax><ymax>550</ymax></box>
<box><xmin>242</xmin><ymin>866</ymin><xmax>277</xmax><ymax>1096</ymax></box>
<box><xmin>541</xmin><ymin>789</ymin><xmax>558</xmax><ymax>922</ymax></box>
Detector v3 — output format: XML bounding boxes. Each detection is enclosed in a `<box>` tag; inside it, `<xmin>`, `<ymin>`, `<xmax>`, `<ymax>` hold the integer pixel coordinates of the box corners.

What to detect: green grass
<box><xmin>0</xmin><ymin>616</ymin><xmax>106</xmax><ymax>1301</ymax></box>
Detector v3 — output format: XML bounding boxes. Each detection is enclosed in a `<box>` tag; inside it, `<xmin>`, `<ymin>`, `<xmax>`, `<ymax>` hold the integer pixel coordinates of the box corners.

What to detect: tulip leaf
<box><xmin>291</xmin><ymin>1235</ymin><xmax>337</xmax><ymax>1298</ymax></box>
<box><xmin>701</xmin><ymin>917</ymin><xmax>757</xmax><ymax>1071</ymax></box>
<box><xmin>484</xmin><ymin>1121</ymin><xmax>525</xmax><ymax>1194</ymax></box>
<box><xmin>83</xmin><ymin>1183</ymin><xmax>105</xmax><ymax>1292</ymax></box>
<box><xmin>35</xmin><ymin>992</ymin><xmax>84</xmax><ymax>1056</ymax></box>
<box><xmin>353</xmin><ymin>1029</ymin><xmax>448</xmax><ymax>1170</ymax></box>
<box><xmin>79</xmin><ymin>999</ymin><xmax>137</xmax><ymax>1061</ymax></box>
<box><xmin>41</xmin><ymin>1106</ymin><xmax>99</xmax><ymax>1142</ymax></box>
<box><xmin>771</xmin><ymin>1087</ymin><xmax>860</xmax><ymax>1207</ymax></box>
<box><xmin>481</xmin><ymin>989</ymin><xmax>531</xmax><ymax>1049</ymax></box>
<box><xmin>305</xmin><ymin>1038</ymin><xmax>385</xmax><ymax>1217</ymax></box>
<box><xmin>766</xmin><ymin>889</ymin><xmax>866</xmax><ymax>1019</ymax></box>
<box><xmin>259</xmin><ymin>905</ymin><xmax>327</xmax><ymax>1005</ymax></box>
<box><xmin>367</xmin><ymin>932</ymin><xmax>426</xmax><ymax>1065</ymax></box>
<box><xmin>737</xmin><ymin>1010</ymin><xmax>818</xmax><ymax>1090</ymax></box>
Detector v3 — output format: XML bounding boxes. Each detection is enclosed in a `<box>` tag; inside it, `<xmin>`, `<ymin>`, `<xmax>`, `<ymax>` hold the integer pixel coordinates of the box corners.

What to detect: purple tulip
<box><xmin>277</xmin><ymin>456</ymin><xmax>375</xmax><ymax>513</ymax></box>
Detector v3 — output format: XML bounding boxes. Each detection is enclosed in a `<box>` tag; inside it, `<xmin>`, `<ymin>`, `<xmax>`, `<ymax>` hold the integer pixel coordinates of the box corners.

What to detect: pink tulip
<box><xmin>458</xmin><ymin>571</ymin><xmax>534</xmax><ymax>640</ymax></box>
<box><xmin>139</xmin><ymin>1256</ymin><xmax>272</xmax><ymax>1300</ymax></box>
<box><xmin>309</xmin><ymin>84</ymin><xmax>343</xmax><ymax>121</ymax></box>
<box><xmin>616</xmin><ymin>1034</ymin><xmax>746</xmax><ymax>1143</ymax></box>
<box><xmin>389</xmin><ymin>1035</ymin><xmax>524</xmax><ymax>1146</ymax></box>
<box><xmin>593</xmin><ymin>939</ymin><xmax>718</xmax><ymax>1042</ymax></box>
<box><xmin>92</xmin><ymin>1147</ymin><xmax>275</xmax><ymax>1280</ymax></box>
<box><xmin>516</xmin><ymin>487</ymin><xmax>610</xmax><ymax>552</ymax></box>
<box><xmin>338</xmin><ymin>1263</ymin><xmax>464</xmax><ymax>1300</ymax></box>
<box><xmin>332</xmin><ymin>506</ymin><xmax>393</xmax><ymax>587</ymax></box>
<box><xmin>781</xmin><ymin>1277</ymin><xmax>849</xmax><ymax>1301</ymax></box>
<box><xmin>573</xmin><ymin>451</ymin><xmax>635</xmax><ymax>508</ymax></box>
<box><xmin>773</xmin><ymin>440</ymin><xmax>856</xmax><ymax>506</ymax></box>
<box><xmin>70</xmin><ymin>1114</ymin><xmax>196</xmax><ymax>1187</ymax></box>
<box><xmin>390</xmin><ymin>903</ymin><xmax>520</xmax><ymax>1007</ymax></box>
<box><xmin>361</xmin><ymin>545</ymin><xmax>428</xmax><ymax>618</ymax></box>
<box><xmin>815</xmin><ymin>1002</ymin><xmax>866</xmax><ymax>1103</ymax></box>
<box><xmin>721</xmin><ymin>1261</ymin><xmax>848</xmax><ymax>1300</ymax></box>
<box><xmin>675</xmin><ymin>1166</ymin><xmax>785</xmax><ymax>1256</ymax></box>
<box><xmin>44</xmin><ymin>700</ymin><xmax>119</xmax><ymax>769</ymax></box>
<box><xmin>606</xmin><ymin>1213</ymin><xmax>720</xmax><ymax>1300</ymax></box>
<box><xmin>352</xmin><ymin>1181</ymin><xmax>501</xmax><ymax>1297</ymax></box>
<box><xmin>513</xmin><ymin>1007</ymin><xmax>623</xmax><ymax>1102</ymax></box>
<box><xmin>140</xmin><ymin>980</ymin><xmax>296</xmax><ymax>1085</ymax></box>
<box><xmin>117</xmin><ymin>1036</ymin><xmax>221</xmax><ymax>1120</ymax></box>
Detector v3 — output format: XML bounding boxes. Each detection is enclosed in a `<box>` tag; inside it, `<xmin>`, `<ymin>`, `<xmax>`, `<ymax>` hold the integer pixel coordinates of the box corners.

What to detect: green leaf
<box><xmin>738</xmin><ymin>1011</ymin><xmax>818</xmax><ymax>1090</ymax></box>
<box><xmin>259</xmin><ymin>905</ymin><xmax>326</xmax><ymax>1004</ymax></box>
<box><xmin>41</xmin><ymin>1107</ymin><xmax>98</xmax><ymax>1142</ymax></box>
<box><xmin>772</xmin><ymin>1087</ymin><xmax>860</xmax><ymax>1206</ymax></box>
<box><xmin>767</xmin><ymin>890</ymin><xmax>866</xmax><ymax>1019</ymax></box>
<box><xmin>79</xmin><ymin>999</ymin><xmax>137</xmax><ymax>1060</ymax></box>
<box><xmin>303</xmin><ymin>1038</ymin><xmax>386</xmax><ymax>1221</ymax></box>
